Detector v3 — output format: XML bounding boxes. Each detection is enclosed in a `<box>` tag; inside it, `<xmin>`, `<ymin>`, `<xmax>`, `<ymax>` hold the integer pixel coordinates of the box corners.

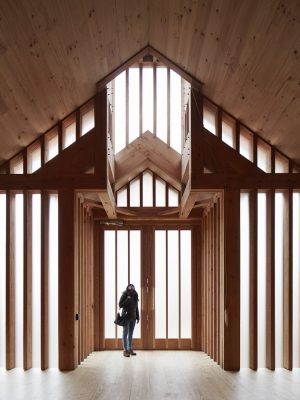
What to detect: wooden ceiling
<box><xmin>0</xmin><ymin>0</ymin><xmax>299</xmax><ymax>164</ymax></box>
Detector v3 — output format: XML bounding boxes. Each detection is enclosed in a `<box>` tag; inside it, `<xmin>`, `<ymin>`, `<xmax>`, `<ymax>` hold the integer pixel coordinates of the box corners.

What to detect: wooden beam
<box><xmin>180</xmin><ymin>181</ymin><xmax>198</xmax><ymax>218</ymax></box>
<box><xmin>58</xmin><ymin>189</ymin><xmax>77</xmax><ymax>370</ymax></box>
<box><xmin>0</xmin><ymin>174</ymin><xmax>105</xmax><ymax>190</ymax></box>
<box><xmin>191</xmin><ymin>89</ymin><xmax>204</xmax><ymax>181</ymax></box>
<box><xmin>283</xmin><ymin>189</ymin><xmax>293</xmax><ymax>370</ymax></box>
<box><xmin>98</xmin><ymin>185</ymin><xmax>116</xmax><ymax>218</ymax></box>
<box><xmin>222</xmin><ymin>188</ymin><xmax>240</xmax><ymax>371</ymax></box>
<box><xmin>94</xmin><ymin>90</ymin><xmax>107</xmax><ymax>178</ymax></box>
<box><xmin>191</xmin><ymin>173</ymin><xmax>300</xmax><ymax>189</ymax></box>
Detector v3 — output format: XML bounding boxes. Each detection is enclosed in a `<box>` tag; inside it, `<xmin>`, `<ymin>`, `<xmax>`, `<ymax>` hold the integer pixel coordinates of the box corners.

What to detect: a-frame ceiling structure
<box><xmin>0</xmin><ymin>0</ymin><xmax>299</xmax><ymax>164</ymax></box>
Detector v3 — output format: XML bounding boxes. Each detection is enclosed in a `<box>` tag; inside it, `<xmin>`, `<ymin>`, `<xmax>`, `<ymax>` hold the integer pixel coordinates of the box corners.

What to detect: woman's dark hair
<box><xmin>127</xmin><ymin>284</ymin><xmax>135</xmax><ymax>291</ymax></box>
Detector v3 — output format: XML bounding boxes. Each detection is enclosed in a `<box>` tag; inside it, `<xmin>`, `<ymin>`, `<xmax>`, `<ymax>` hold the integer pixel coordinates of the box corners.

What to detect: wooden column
<box><xmin>249</xmin><ymin>189</ymin><xmax>258</xmax><ymax>370</ymax></box>
<box><xmin>41</xmin><ymin>191</ymin><xmax>49</xmax><ymax>370</ymax></box>
<box><xmin>58</xmin><ymin>189</ymin><xmax>77</xmax><ymax>370</ymax></box>
<box><xmin>94</xmin><ymin>89</ymin><xmax>107</xmax><ymax>178</ymax></box>
<box><xmin>6</xmin><ymin>192</ymin><xmax>15</xmax><ymax>370</ymax></box>
<box><xmin>191</xmin><ymin>89</ymin><xmax>204</xmax><ymax>184</ymax></box>
<box><xmin>222</xmin><ymin>188</ymin><xmax>240</xmax><ymax>371</ymax></box>
<box><xmin>283</xmin><ymin>189</ymin><xmax>293</xmax><ymax>370</ymax></box>
<box><xmin>266</xmin><ymin>189</ymin><xmax>275</xmax><ymax>370</ymax></box>
<box><xmin>23</xmin><ymin>191</ymin><xmax>32</xmax><ymax>370</ymax></box>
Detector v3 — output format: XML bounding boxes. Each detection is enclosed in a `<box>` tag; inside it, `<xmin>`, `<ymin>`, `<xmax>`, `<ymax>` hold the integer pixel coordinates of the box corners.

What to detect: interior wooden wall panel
<box><xmin>23</xmin><ymin>191</ymin><xmax>32</xmax><ymax>370</ymax></box>
<box><xmin>266</xmin><ymin>190</ymin><xmax>275</xmax><ymax>370</ymax></box>
<box><xmin>6</xmin><ymin>192</ymin><xmax>15</xmax><ymax>370</ymax></box>
<box><xmin>283</xmin><ymin>189</ymin><xmax>293</xmax><ymax>370</ymax></box>
<box><xmin>41</xmin><ymin>191</ymin><xmax>49</xmax><ymax>370</ymax></box>
<box><xmin>249</xmin><ymin>190</ymin><xmax>258</xmax><ymax>370</ymax></box>
<box><xmin>222</xmin><ymin>188</ymin><xmax>240</xmax><ymax>371</ymax></box>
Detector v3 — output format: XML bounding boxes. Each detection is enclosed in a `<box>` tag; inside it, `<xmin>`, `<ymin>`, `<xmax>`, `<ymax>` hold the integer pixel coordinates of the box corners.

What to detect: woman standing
<box><xmin>119</xmin><ymin>284</ymin><xmax>140</xmax><ymax>357</ymax></box>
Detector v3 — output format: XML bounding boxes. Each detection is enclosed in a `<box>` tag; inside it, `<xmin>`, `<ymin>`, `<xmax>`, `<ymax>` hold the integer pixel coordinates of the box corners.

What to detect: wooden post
<box><xmin>41</xmin><ymin>191</ymin><xmax>49</xmax><ymax>370</ymax></box>
<box><xmin>191</xmin><ymin>89</ymin><xmax>204</xmax><ymax>185</ymax></box>
<box><xmin>249</xmin><ymin>189</ymin><xmax>258</xmax><ymax>370</ymax></box>
<box><xmin>6</xmin><ymin>191</ymin><xmax>15</xmax><ymax>370</ymax></box>
<box><xmin>266</xmin><ymin>189</ymin><xmax>275</xmax><ymax>370</ymax></box>
<box><xmin>23</xmin><ymin>191</ymin><xmax>32</xmax><ymax>370</ymax></box>
<box><xmin>222</xmin><ymin>188</ymin><xmax>240</xmax><ymax>371</ymax></box>
<box><xmin>58</xmin><ymin>189</ymin><xmax>77</xmax><ymax>370</ymax></box>
<box><xmin>192</xmin><ymin>225</ymin><xmax>201</xmax><ymax>350</ymax></box>
<box><xmin>94</xmin><ymin>89</ymin><xmax>107</xmax><ymax>178</ymax></box>
<box><xmin>283</xmin><ymin>189</ymin><xmax>293</xmax><ymax>370</ymax></box>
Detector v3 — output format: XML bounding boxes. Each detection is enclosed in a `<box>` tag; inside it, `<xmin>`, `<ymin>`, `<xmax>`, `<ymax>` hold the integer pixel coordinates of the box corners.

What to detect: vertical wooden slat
<box><xmin>216</xmin><ymin>197</ymin><xmax>221</xmax><ymax>364</ymax></box>
<box><xmin>139</xmin><ymin>64</ymin><xmax>143</xmax><ymax>136</ymax></box>
<box><xmin>6</xmin><ymin>191</ymin><xmax>15</xmax><ymax>370</ymax></box>
<box><xmin>167</xmin><ymin>68</ymin><xmax>170</xmax><ymax>146</ymax></box>
<box><xmin>208</xmin><ymin>210</ymin><xmax>212</xmax><ymax>356</ymax></box>
<box><xmin>249</xmin><ymin>189</ymin><xmax>258</xmax><ymax>370</ymax></box>
<box><xmin>222</xmin><ymin>188</ymin><xmax>240</xmax><ymax>371</ymax></box>
<box><xmin>153</xmin><ymin>64</ymin><xmax>157</xmax><ymax>136</ymax></box>
<box><xmin>90</xmin><ymin>212</ymin><xmax>94</xmax><ymax>353</ymax></box>
<box><xmin>219</xmin><ymin>193</ymin><xmax>224</xmax><ymax>368</ymax></box>
<box><xmin>23</xmin><ymin>191</ymin><xmax>32</xmax><ymax>370</ymax></box>
<box><xmin>191</xmin><ymin>89</ymin><xmax>204</xmax><ymax>184</ymax></box>
<box><xmin>58</xmin><ymin>189</ymin><xmax>77</xmax><ymax>370</ymax></box>
<box><xmin>253</xmin><ymin>134</ymin><xmax>258</xmax><ymax>167</ymax></box>
<box><xmin>41</xmin><ymin>191</ymin><xmax>49</xmax><ymax>370</ymax></box>
<box><xmin>283</xmin><ymin>189</ymin><xmax>293</xmax><ymax>370</ymax></box>
<box><xmin>126</xmin><ymin>69</ymin><xmax>129</xmax><ymax>145</ymax></box>
<box><xmin>213</xmin><ymin>202</ymin><xmax>218</xmax><ymax>362</ymax></box>
<box><xmin>266</xmin><ymin>189</ymin><xmax>275</xmax><ymax>370</ymax></box>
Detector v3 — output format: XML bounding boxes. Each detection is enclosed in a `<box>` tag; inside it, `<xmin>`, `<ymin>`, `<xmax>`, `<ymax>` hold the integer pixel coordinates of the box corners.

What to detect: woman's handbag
<box><xmin>114</xmin><ymin>309</ymin><xmax>128</xmax><ymax>326</ymax></box>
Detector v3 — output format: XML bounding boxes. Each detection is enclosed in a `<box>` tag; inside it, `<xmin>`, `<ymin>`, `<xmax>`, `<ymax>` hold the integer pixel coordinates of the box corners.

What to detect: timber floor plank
<box><xmin>0</xmin><ymin>351</ymin><xmax>300</xmax><ymax>400</ymax></box>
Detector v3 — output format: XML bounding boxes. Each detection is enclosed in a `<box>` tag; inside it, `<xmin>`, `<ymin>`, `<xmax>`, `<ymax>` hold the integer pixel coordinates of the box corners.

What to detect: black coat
<box><xmin>119</xmin><ymin>290</ymin><xmax>140</xmax><ymax>322</ymax></box>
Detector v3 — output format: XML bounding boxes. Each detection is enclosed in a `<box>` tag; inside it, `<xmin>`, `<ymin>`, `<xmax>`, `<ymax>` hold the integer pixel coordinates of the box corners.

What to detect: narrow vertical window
<box><xmin>117</xmin><ymin>231</ymin><xmax>128</xmax><ymax>338</ymax></box>
<box><xmin>222</xmin><ymin>116</ymin><xmax>235</xmax><ymax>148</ymax></box>
<box><xmin>156</xmin><ymin>67</ymin><xmax>168</xmax><ymax>143</ymax></box>
<box><xmin>117</xmin><ymin>187</ymin><xmax>127</xmax><ymax>207</ymax></box>
<box><xmin>45</xmin><ymin>129</ymin><xmax>59</xmax><ymax>162</ymax></box>
<box><xmin>15</xmin><ymin>194</ymin><xmax>24</xmax><ymax>367</ymax></box>
<box><xmin>240</xmin><ymin>192</ymin><xmax>250</xmax><ymax>367</ymax></box>
<box><xmin>10</xmin><ymin>155</ymin><xmax>24</xmax><ymax>174</ymax></box>
<box><xmin>275</xmin><ymin>153</ymin><xmax>289</xmax><ymax>173</ymax></box>
<box><xmin>114</xmin><ymin>71</ymin><xmax>126</xmax><ymax>153</ymax></box>
<box><xmin>32</xmin><ymin>194</ymin><xmax>41</xmax><ymax>367</ymax></box>
<box><xmin>170</xmin><ymin>70</ymin><xmax>182</xmax><ymax>153</ymax></box>
<box><xmin>48</xmin><ymin>194</ymin><xmax>58</xmax><ymax>367</ymax></box>
<box><xmin>257</xmin><ymin>139</ymin><xmax>271</xmax><ymax>172</ymax></box>
<box><xmin>81</xmin><ymin>108</ymin><xmax>95</xmax><ymax>136</ymax></box>
<box><xmin>27</xmin><ymin>143</ymin><xmax>41</xmax><ymax>173</ymax></box>
<box><xmin>62</xmin><ymin>118</ymin><xmax>76</xmax><ymax>149</ymax></box>
<box><xmin>142</xmin><ymin>171</ymin><xmax>153</xmax><ymax>207</ymax></box>
<box><xmin>168</xmin><ymin>187</ymin><xmax>179</xmax><ymax>207</ymax></box>
<box><xmin>257</xmin><ymin>192</ymin><xmax>267</xmax><ymax>367</ymax></box>
<box><xmin>180</xmin><ymin>230</ymin><xmax>191</xmax><ymax>338</ymax></box>
<box><xmin>168</xmin><ymin>230</ymin><xmax>179</xmax><ymax>338</ymax></box>
<box><xmin>240</xmin><ymin>127</ymin><xmax>253</xmax><ymax>162</ymax></box>
<box><xmin>104</xmin><ymin>231</ymin><xmax>116</xmax><ymax>338</ymax></box>
<box><xmin>129</xmin><ymin>68</ymin><xmax>140</xmax><ymax>142</ymax></box>
<box><xmin>155</xmin><ymin>178</ymin><xmax>166</xmax><ymax>207</ymax></box>
<box><xmin>130</xmin><ymin>177</ymin><xmax>140</xmax><ymax>207</ymax></box>
<box><xmin>275</xmin><ymin>191</ymin><xmax>284</xmax><ymax>367</ymax></box>
<box><xmin>142</xmin><ymin>67</ymin><xmax>154</xmax><ymax>133</ymax></box>
<box><xmin>0</xmin><ymin>194</ymin><xmax>6</xmax><ymax>368</ymax></box>
<box><xmin>203</xmin><ymin>102</ymin><xmax>216</xmax><ymax>135</ymax></box>
<box><xmin>130</xmin><ymin>230</ymin><xmax>141</xmax><ymax>338</ymax></box>
<box><xmin>155</xmin><ymin>231</ymin><xmax>167</xmax><ymax>338</ymax></box>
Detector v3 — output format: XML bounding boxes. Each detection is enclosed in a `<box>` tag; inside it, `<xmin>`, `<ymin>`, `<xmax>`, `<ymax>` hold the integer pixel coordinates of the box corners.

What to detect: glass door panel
<box><xmin>154</xmin><ymin>229</ymin><xmax>192</xmax><ymax>349</ymax></box>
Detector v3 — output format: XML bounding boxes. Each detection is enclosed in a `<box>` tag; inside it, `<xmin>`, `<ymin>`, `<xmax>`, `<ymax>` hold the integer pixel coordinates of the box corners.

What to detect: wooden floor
<box><xmin>0</xmin><ymin>351</ymin><xmax>300</xmax><ymax>400</ymax></box>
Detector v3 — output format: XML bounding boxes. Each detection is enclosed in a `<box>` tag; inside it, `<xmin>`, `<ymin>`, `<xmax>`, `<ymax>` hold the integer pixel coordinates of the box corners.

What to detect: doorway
<box><xmin>102</xmin><ymin>227</ymin><xmax>192</xmax><ymax>349</ymax></box>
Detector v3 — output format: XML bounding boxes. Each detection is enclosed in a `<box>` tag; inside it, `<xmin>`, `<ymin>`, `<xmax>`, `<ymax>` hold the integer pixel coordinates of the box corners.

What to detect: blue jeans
<box><xmin>122</xmin><ymin>320</ymin><xmax>136</xmax><ymax>351</ymax></box>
